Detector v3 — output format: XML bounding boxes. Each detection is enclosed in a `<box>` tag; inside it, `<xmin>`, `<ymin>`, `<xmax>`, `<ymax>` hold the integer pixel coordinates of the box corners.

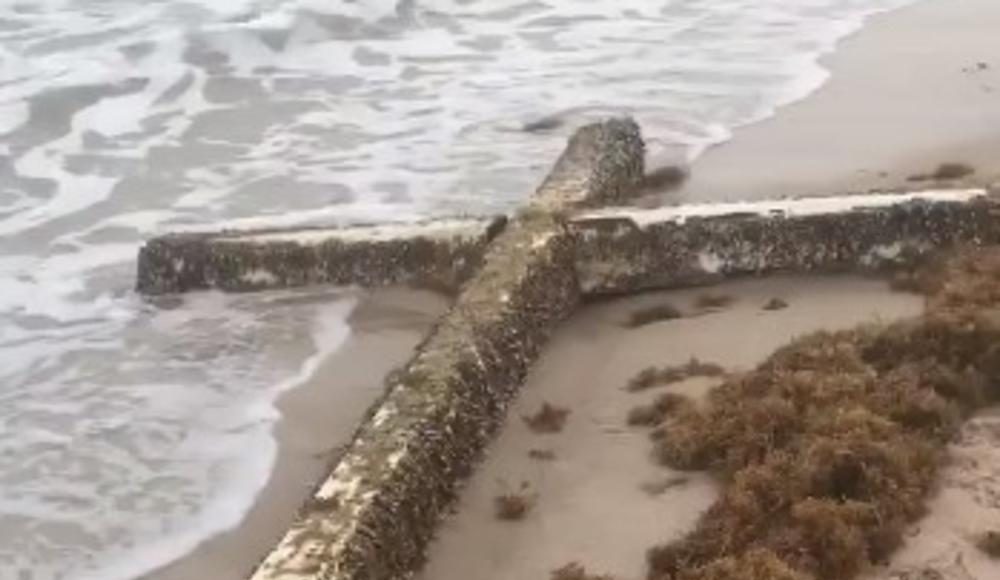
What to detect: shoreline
<box><xmin>675</xmin><ymin>0</ymin><xmax>1000</xmax><ymax>203</ymax></box>
<box><xmin>135</xmin><ymin>0</ymin><xmax>1000</xmax><ymax>577</ymax></box>
<box><xmin>140</xmin><ymin>289</ymin><xmax>448</xmax><ymax>580</ymax></box>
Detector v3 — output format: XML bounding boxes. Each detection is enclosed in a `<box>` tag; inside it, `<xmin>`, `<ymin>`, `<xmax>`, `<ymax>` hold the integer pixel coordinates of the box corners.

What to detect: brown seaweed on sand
<box><xmin>494</xmin><ymin>481</ymin><xmax>536</xmax><ymax>521</ymax></box>
<box><xmin>552</xmin><ymin>562</ymin><xmax>616</xmax><ymax>580</ymax></box>
<box><xmin>975</xmin><ymin>530</ymin><xmax>1000</xmax><ymax>559</ymax></box>
<box><xmin>695</xmin><ymin>293</ymin><xmax>735</xmax><ymax>310</ymax></box>
<box><xmin>494</xmin><ymin>493</ymin><xmax>533</xmax><ymax>521</ymax></box>
<box><xmin>645</xmin><ymin>247</ymin><xmax>1000</xmax><ymax>580</ymax></box>
<box><xmin>641</xmin><ymin>165</ymin><xmax>689</xmax><ymax>192</ymax></box>
<box><xmin>627</xmin><ymin>358</ymin><xmax>725</xmax><ymax>392</ymax></box>
<box><xmin>528</xmin><ymin>448</ymin><xmax>557</xmax><ymax>461</ymax></box>
<box><xmin>523</xmin><ymin>402</ymin><xmax>571</xmax><ymax>434</ymax></box>
<box><xmin>628</xmin><ymin>393</ymin><xmax>696</xmax><ymax>427</ymax></box>
<box><xmin>628</xmin><ymin>303</ymin><xmax>684</xmax><ymax>328</ymax></box>
<box><xmin>907</xmin><ymin>162</ymin><xmax>975</xmax><ymax>182</ymax></box>
<box><xmin>640</xmin><ymin>476</ymin><xmax>690</xmax><ymax>497</ymax></box>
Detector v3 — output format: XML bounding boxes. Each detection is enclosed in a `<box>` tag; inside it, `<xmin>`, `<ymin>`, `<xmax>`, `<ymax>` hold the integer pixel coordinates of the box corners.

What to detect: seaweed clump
<box><xmin>628</xmin><ymin>393</ymin><xmax>696</xmax><ymax>427</ymax></box>
<box><xmin>528</xmin><ymin>448</ymin><xmax>557</xmax><ymax>461</ymax></box>
<box><xmin>695</xmin><ymin>293</ymin><xmax>735</xmax><ymax>310</ymax></box>
<box><xmin>975</xmin><ymin>530</ymin><xmax>1000</xmax><ymax>559</ymax></box>
<box><xmin>552</xmin><ymin>562</ymin><xmax>616</xmax><ymax>580</ymax></box>
<box><xmin>645</xmin><ymin>247</ymin><xmax>1000</xmax><ymax>580</ymax></box>
<box><xmin>495</xmin><ymin>482</ymin><xmax>535</xmax><ymax>521</ymax></box>
<box><xmin>524</xmin><ymin>402</ymin><xmax>571</xmax><ymax>434</ymax></box>
<box><xmin>641</xmin><ymin>165</ymin><xmax>689</xmax><ymax>192</ymax></box>
<box><xmin>627</xmin><ymin>358</ymin><xmax>725</xmax><ymax>392</ymax></box>
<box><xmin>907</xmin><ymin>162</ymin><xmax>975</xmax><ymax>182</ymax></box>
<box><xmin>494</xmin><ymin>493</ymin><xmax>533</xmax><ymax>520</ymax></box>
<box><xmin>640</xmin><ymin>476</ymin><xmax>690</xmax><ymax>496</ymax></box>
<box><xmin>628</xmin><ymin>303</ymin><xmax>684</xmax><ymax>328</ymax></box>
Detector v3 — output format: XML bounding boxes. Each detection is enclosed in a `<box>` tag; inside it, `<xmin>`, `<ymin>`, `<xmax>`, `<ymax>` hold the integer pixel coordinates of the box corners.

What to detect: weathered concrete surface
<box><xmin>135</xmin><ymin>217</ymin><xmax>506</xmax><ymax>295</ymax></box>
<box><xmin>244</xmin><ymin>118</ymin><xmax>646</xmax><ymax>580</ymax></box>
<box><xmin>156</xmin><ymin>117</ymin><xmax>1000</xmax><ymax>580</ymax></box>
<box><xmin>135</xmin><ymin>118</ymin><xmax>645</xmax><ymax>296</ymax></box>
<box><xmin>571</xmin><ymin>189</ymin><xmax>999</xmax><ymax>295</ymax></box>
<box><xmin>534</xmin><ymin>117</ymin><xmax>645</xmax><ymax>210</ymax></box>
<box><xmin>248</xmin><ymin>213</ymin><xmax>579</xmax><ymax>580</ymax></box>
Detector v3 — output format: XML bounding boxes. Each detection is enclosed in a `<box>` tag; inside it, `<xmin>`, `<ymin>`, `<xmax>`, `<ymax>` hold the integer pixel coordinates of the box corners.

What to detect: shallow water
<box><xmin>0</xmin><ymin>0</ymin><xmax>916</xmax><ymax>578</ymax></box>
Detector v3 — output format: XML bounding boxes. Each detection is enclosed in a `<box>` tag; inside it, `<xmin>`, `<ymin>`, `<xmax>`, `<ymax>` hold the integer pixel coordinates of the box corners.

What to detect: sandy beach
<box><xmin>141</xmin><ymin>289</ymin><xmax>447</xmax><ymax>580</ymax></box>
<box><xmin>140</xmin><ymin>0</ymin><xmax>1000</xmax><ymax>578</ymax></box>
<box><xmin>418</xmin><ymin>276</ymin><xmax>923</xmax><ymax>580</ymax></box>
<box><xmin>676</xmin><ymin>0</ymin><xmax>1000</xmax><ymax>203</ymax></box>
<box><xmin>421</xmin><ymin>1</ymin><xmax>1000</xmax><ymax>578</ymax></box>
<box><xmin>864</xmin><ymin>408</ymin><xmax>1000</xmax><ymax>580</ymax></box>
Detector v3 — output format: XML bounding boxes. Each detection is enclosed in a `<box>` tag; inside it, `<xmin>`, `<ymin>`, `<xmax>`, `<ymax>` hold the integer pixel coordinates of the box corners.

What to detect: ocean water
<box><xmin>0</xmin><ymin>0</ymin><xmax>916</xmax><ymax>578</ymax></box>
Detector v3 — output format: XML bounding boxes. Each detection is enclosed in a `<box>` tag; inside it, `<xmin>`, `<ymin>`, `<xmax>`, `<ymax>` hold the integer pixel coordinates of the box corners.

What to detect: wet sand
<box><xmin>142</xmin><ymin>289</ymin><xmax>448</xmax><ymax>580</ymax></box>
<box><xmin>418</xmin><ymin>276</ymin><xmax>922</xmax><ymax>580</ymax></box>
<box><xmin>675</xmin><ymin>0</ymin><xmax>1000</xmax><ymax>203</ymax></box>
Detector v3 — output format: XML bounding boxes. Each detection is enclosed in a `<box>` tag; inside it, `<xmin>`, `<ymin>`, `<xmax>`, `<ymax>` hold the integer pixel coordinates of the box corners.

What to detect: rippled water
<box><xmin>0</xmin><ymin>0</ymin><xmax>916</xmax><ymax>578</ymax></box>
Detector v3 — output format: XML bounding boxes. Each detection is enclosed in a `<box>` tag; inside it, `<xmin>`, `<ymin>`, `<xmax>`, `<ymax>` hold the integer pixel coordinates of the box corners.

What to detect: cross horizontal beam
<box><xmin>135</xmin><ymin>217</ymin><xmax>506</xmax><ymax>295</ymax></box>
<box><xmin>571</xmin><ymin>188</ymin><xmax>996</xmax><ymax>294</ymax></box>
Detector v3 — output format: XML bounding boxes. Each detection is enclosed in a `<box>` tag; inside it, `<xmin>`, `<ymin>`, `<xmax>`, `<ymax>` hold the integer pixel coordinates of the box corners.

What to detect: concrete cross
<box><xmin>135</xmin><ymin>118</ymin><xmax>997</xmax><ymax>580</ymax></box>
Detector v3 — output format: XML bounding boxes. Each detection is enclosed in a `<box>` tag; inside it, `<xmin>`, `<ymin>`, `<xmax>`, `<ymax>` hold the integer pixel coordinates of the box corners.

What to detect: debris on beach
<box><xmin>551</xmin><ymin>562</ymin><xmax>616</xmax><ymax>580</ymax></box>
<box><xmin>763</xmin><ymin>298</ymin><xmax>789</xmax><ymax>311</ymax></box>
<box><xmin>627</xmin><ymin>303</ymin><xmax>684</xmax><ymax>328</ymax></box>
<box><xmin>975</xmin><ymin>530</ymin><xmax>1000</xmax><ymax>559</ymax></box>
<box><xmin>629</xmin><ymin>367</ymin><xmax>672</xmax><ymax>392</ymax></box>
<box><xmin>628</xmin><ymin>393</ymin><xmax>695</xmax><ymax>427</ymax></box>
<box><xmin>626</xmin><ymin>358</ymin><xmax>725</xmax><ymax>392</ymax></box>
<box><xmin>523</xmin><ymin>116</ymin><xmax>564</xmax><ymax>133</ymax></box>
<box><xmin>494</xmin><ymin>493</ymin><xmax>533</xmax><ymax>521</ymax></box>
<box><xmin>641</xmin><ymin>166</ymin><xmax>690</xmax><ymax>192</ymax></box>
<box><xmin>962</xmin><ymin>61</ymin><xmax>990</xmax><ymax>73</ymax></box>
<box><xmin>907</xmin><ymin>162</ymin><xmax>975</xmax><ymax>182</ymax></box>
<box><xmin>640</xmin><ymin>476</ymin><xmax>690</xmax><ymax>497</ymax></box>
<box><xmin>695</xmin><ymin>293</ymin><xmax>735</xmax><ymax>311</ymax></box>
<box><xmin>523</xmin><ymin>402</ymin><xmax>571</xmax><ymax>434</ymax></box>
<box><xmin>644</xmin><ymin>247</ymin><xmax>1000</xmax><ymax>580</ymax></box>
<box><xmin>528</xmin><ymin>449</ymin><xmax>557</xmax><ymax>461</ymax></box>
<box><xmin>668</xmin><ymin>549</ymin><xmax>810</xmax><ymax>580</ymax></box>
<box><xmin>494</xmin><ymin>482</ymin><xmax>535</xmax><ymax>521</ymax></box>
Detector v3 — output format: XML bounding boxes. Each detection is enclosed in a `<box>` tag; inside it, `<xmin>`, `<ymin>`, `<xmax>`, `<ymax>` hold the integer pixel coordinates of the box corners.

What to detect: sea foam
<box><xmin>0</xmin><ymin>0</ymin><xmax>917</xmax><ymax>578</ymax></box>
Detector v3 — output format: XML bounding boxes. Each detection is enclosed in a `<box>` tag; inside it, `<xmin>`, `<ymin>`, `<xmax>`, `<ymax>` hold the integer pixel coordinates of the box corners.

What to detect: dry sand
<box><xmin>674</xmin><ymin>0</ymin><xmax>1000</xmax><ymax>203</ymax></box>
<box><xmin>418</xmin><ymin>276</ymin><xmax>922</xmax><ymax>580</ymax></box>
<box><xmin>142</xmin><ymin>289</ymin><xmax>448</xmax><ymax>580</ymax></box>
<box><xmin>864</xmin><ymin>409</ymin><xmax>1000</xmax><ymax>580</ymax></box>
<box><xmin>666</xmin><ymin>1</ymin><xmax>1000</xmax><ymax>576</ymax></box>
